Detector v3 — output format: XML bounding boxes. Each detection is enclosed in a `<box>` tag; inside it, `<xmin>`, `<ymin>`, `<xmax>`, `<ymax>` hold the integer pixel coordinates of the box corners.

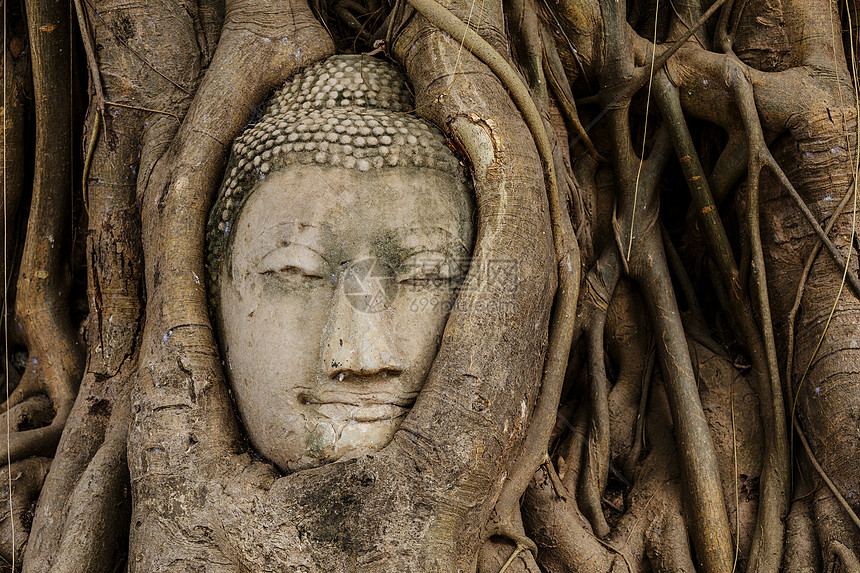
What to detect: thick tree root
<box><xmin>401</xmin><ymin>0</ymin><xmax>583</xmax><ymax>560</ymax></box>
<box><xmin>0</xmin><ymin>457</ymin><xmax>51</xmax><ymax>567</ymax></box>
<box><xmin>0</xmin><ymin>24</ymin><xmax>29</xmax><ymax>334</ymax></box>
<box><xmin>0</xmin><ymin>374</ymin><xmax>40</xmax><ymax>418</ymax></box>
<box><xmin>784</xmin><ymin>498</ymin><xmax>822</xmax><ymax>572</ymax></box>
<box><xmin>7</xmin><ymin>0</ymin><xmax>85</xmax><ymax>467</ymax></box>
<box><xmin>579</xmin><ymin>309</ymin><xmax>611</xmax><ymax>537</ymax></box>
<box><xmin>829</xmin><ymin>541</ymin><xmax>860</xmax><ymax>573</ymax></box>
<box><xmin>0</xmin><ymin>396</ymin><xmax>52</xmax><ymax>433</ymax></box>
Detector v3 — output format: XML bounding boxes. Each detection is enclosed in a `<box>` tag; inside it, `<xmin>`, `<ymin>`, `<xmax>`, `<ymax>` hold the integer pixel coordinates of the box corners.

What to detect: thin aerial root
<box><xmin>498</xmin><ymin>544</ymin><xmax>526</xmax><ymax>573</ymax></box>
<box><xmin>784</xmin><ymin>180</ymin><xmax>855</xmax><ymax>413</ymax></box>
<box><xmin>105</xmin><ymin>100</ymin><xmax>182</xmax><ymax>122</ymax></box>
<box><xmin>81</xmin><ymin>111</ymin><xmax>99</xmax><ymax>216</ymax></box>
<box><xmin>762</xmin><ymin>153</ymin><xmax>860</xmax><ymax>300</ymax></box>
<box><xmin>740</xmin><ymin>147</ymin><xmax>786</xmax><ymax>573</ymax></box>
<box><xmin>541</xmin><ymin>454</ymin><xmax>568</xmax><ymax>500</ymax></box>
<box><xmin>1</xmin><ymin>366</ymin><xmax>20</xmax><ymax>403</ymax></box>
<box><xmin>730</xmin><ymin>372</ymin><xmax>740</xmax><ymax>572</ymax></box>
<box><xmin>73</xmin><ymin>0</ymin><xmax>106</xmax><ymax>132</ymax></box>
<box><xmin>541</xmin><ymin>32</ymin><xmax>600</xmax><ymax>159</ymax></box>
<box><xmin>660</xmin><ymin>223</ymin><xmax>704</xmax><ymax>323</ymax></box>
<box><xmin>724</xmin><ymin>62</ymin><xmax>791</xmax><ymax>573</ymax></box>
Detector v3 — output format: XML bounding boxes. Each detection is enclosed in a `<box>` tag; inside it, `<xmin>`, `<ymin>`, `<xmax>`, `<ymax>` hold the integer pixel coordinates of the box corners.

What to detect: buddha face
<box><xmin>216</xmin><ymin>164</ymin><xmax>473</xmax><ymax>472</ymax></box>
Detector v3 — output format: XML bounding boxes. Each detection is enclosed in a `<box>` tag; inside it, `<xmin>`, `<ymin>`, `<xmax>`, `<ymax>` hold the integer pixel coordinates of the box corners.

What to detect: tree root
<box><xmin>504</xmin><ymin>0</ymin><xmax>547</xmax><ymax>105</ymax></box>
<box><xmin>783</xmin><ymin>179</ymin><xmax>856</xmax><ymax>407</ymax></box>
<box><xmin>0</xmin><ymin>395</ymin><xmax>52</xmax><ymax>432</ymax></box>
<box><xmin>784</xmin><ymin>497</ymin><xmax>822</xmax><ymax>572</ymax></box>
<box><xmin>485</xmin><ymin>507</ymin><xmax>538</xmax><ymax>562</ymax></box>
<box><xmin>597</xmin><ymin>38</ymin><xmax>735</xmax><ymax>559</ymax></box>
<box><xmin>601</xmin><ymin>0</ymin><xmax>729</xmax><ymax>105</ymax></box>
<box><xmin>794</xmin><ymin>419</ymin><xmax>860</xmax><ymax>533</ymax></box>
<box><xmin>402</xmin><ymin>0</ymin><xmax>584</xmax><ymax>558</ymax></box>
<box><xmin>579</xmin><ymin>306</ymin><xmax>612</xmax><ymax>537</ymax></box>
<box><xmin>403</xmin><ymin>0</ymin><xmax>563</xmax><ymax>204</ymax></box>
<box><xmin>478</xmin><ymin>536</ymin><xmax>543</xmax><ymax>573</ymax></box>
<box><xmin>829</xmin><ymin>541</ymin><xmax>860</xmax><ymax>573</ymax></box>
<box><xmin>629</xmin><ymin>227</ymin><xmax>735</xmax><ymax>571</ymax></box>
<box><xmin>541</xmin><ymin>27</ymin><xmax>599</xmax><ymax>159</ymax></box>
<box><xmin>603</xmin><ymin>278</ymin><xmax>652</xmax><ymax>481</ymax></box>
<box><xmin>0</xmin><ymin>372</ymin><xmax>40</xmax><ymax>417</ymax></box>
<box><xmin>498</xmin><ymin>545</ymin><xmax>526</xmax><ymax>573</ymax></box>
<box><xmin>644</xmin><ymin>507</ymin><xmax>697</xmax><ymax>572</ymax></box>
<box><xmin>558</xmin><ymin>401</ymin><xmax>588</xmax><ymax>494</ymax></box>
<box><xmin>45</xmin><ymin>388</ymin><xmax>130</xmax><ymax>573</ymax></box>
<box><xmin>651</xmin><ymin>62</ymin><xmax>790</xmax><ymax>572</ymax></box>
<box><xmin>541</xmin><ymin>454</ymin><xmax>568</xmax><ymax>500</ymax></box>
<box><xmin>533</xmin><ymin>331</ymin><xmax>765</xmax><ymax>571</ymax></box>
<box><xmin>0</xmin><ymin>25</ymin><xmax>29</xmax><ymax>337</ymax></box>
<box><xmin>622</xmin><ymin>338</ymin><xmax>653</xmax><ymax>481</ymax></box>
<box><xmin>523</xmin><ymin>464</ymin><xmax>616</xmax><ymax>573</ymax></box>
<box><xmin>567</xmin><ymin>246</ymin><xmax>621</xmax><ymax>534</ymax></box>
<box><xmin>6</xmin><ymin>0</ymin><xmax>85</xmax><ymax>470</ymax></box>
<box><xmin>0</xmin><ymin>411</ymin><xmax>71</xmax><ymax>462</ymax></box>
<box><xmin>0</xmin><ymin>457</ymin><xmax>51</xmax><ymax>567</ymax></box>
<box><xmin>728</xmin><ymin>63</ymin><xmax>794</xmax><ymax>573</ymax></box>
<box><xmin>726</xmin><ymin>62</ymin><xmax>860</xmax><ymax>302</ymax></box>
<box><xmin>4</xmin><ymin>0</ymin><xmax>859</xmax><ymax>570</ymax></box>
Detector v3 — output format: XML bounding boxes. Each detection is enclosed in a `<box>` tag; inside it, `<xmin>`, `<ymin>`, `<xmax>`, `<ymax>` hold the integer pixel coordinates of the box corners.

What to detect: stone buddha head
<box><xmin>207</xmin><ymin>55</ymin><xmax>474</xmax><ymax>473</ymax></box>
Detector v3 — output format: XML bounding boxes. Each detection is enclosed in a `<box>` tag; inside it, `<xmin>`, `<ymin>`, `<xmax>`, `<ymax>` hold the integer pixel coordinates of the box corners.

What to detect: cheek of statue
<box><xmin>216</xmin><ymin>165</ymin><xmax>473</xmax><ymax>473</ymax></box>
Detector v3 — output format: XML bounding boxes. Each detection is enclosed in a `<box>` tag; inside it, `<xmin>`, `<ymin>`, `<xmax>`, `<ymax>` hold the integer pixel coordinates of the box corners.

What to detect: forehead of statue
<box><xmin>228</xmin><ymin>164</ymin><xmax>472</xmax><ymax>264</ymax></box>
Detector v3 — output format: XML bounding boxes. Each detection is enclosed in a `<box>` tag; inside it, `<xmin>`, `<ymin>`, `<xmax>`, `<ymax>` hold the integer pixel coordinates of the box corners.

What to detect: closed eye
<box><xmin>261</xmin><ymin>265</ymin><xmax>324</xmax><ymax>279</ymax></box>
<box><xmin>258</xmin><ymin>245</ymin><xmax>328</xmax><ymax>280</ymax></box>
<box><xmin>400</xmin><ymin>273</ymin><xmax>450</xmax><ymax>286</ymax></box>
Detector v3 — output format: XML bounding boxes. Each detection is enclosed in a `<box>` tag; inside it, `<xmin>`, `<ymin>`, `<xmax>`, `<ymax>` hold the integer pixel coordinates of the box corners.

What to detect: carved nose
<box><xmin>322</xmin><ymin>279</ymin><xmax>405</xmax><ymax>380</ymax></box>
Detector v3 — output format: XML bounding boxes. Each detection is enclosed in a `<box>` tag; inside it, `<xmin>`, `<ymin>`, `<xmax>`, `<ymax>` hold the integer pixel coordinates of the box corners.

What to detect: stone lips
<box><xmin>206</xmin><ymin>54</ymin><xmax>466</xmax><ymax>287</ymax></box>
